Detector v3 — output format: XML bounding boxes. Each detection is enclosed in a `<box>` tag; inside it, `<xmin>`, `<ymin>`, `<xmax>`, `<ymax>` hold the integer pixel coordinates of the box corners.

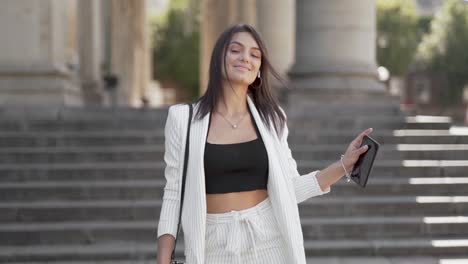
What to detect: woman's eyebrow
<box><xmin>229</xmin><ymin>41</ymin><xmax>261</xmax><ymax>51</ymax></box>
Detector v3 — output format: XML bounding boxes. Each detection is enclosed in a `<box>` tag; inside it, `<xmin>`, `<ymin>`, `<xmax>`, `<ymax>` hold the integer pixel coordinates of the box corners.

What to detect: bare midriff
<box><xmin>206</xmin><ymin>189</ymin><xmax>268</xmax><ymax>213</ymax></box>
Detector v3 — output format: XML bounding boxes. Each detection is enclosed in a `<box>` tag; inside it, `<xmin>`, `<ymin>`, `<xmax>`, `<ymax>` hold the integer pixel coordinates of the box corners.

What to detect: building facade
<box><xmin>0</xmin><ymin>0</ymin><xmax>384</xmax><ymax>107</ymax></box>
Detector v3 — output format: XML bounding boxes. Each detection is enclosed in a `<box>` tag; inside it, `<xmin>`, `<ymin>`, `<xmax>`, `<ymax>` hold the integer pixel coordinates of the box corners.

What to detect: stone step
<box><xmin>306</xmin><ymin>257</ymin><xmax>468</xmax><ymax>264</ymax></box>
<box><xmin>0</xmin><ymin>180</ymin><xmax>166</xmax><ymax>201</ymax></box>
<box><xmin>1</xmin><ymin>238</ymin><xmax>467</xmax><ymax>262</ymax></box>
<box><xmin>1</xmin><ymin>129</ymin><xmax>466</xmax><ymax>148</ymax></box>
<box><xmin>0</xmin><ymin>136</ymin><xmax>459</xmax><ymax>150</ymax></box>
<box><xmin>25</xmin><ymin>99</ymin><xmax>396</xmax><ymax>112</ymax></box>
<box><xmin>6</xmin><ymin>257</ymin><xmax>468</xmax><ymax>264</ymax></box>
<box><xmin>0</xmin><ymin>116</ymin><xmax>406</xmax><ymax>132</ymax></box>
<box><xmin>1</xmin><ymin>144</ymin><xmax>467</xmax><ymax>163</ymax></box>
<box><xmin>403</xmin><ymin>116</ymin><xmax>453</xmax><ymax>130</ymax></box>
<box><xmin>287</xmin><ymin>106</ymin><xmax>403</xmax><ymax>117</ymax></box>
<box><xmin>2</xmin><ymin>216</ymin><xmax>468</xmax><ymax>245</ymax></box>
<box><xmin>0</xmin><ymin>109</ymin><xmax>454</xmax><ymax>131</ymax></box>
<box><xmin>0</xmin><ymin>137</ymin><xmax>162</xmax><ymax>148</ymax></box>
<box><xmin>0</xmin><ymin>160</ymin><xmax>466</xmax><ymax>182</ymax></box>
<box><xmin>1</xmin><ymin>115</ymin><xmax>446</xmax><ymax>133</ymax></box>
<box><xmin>290</xmin><ymin>116</ymin><xmax>452</xmax><ymax>130</ymax></box>
<box><xmin>0</xmin><ymin>146</ymin><xmax>163</xmax><ymax>164</ymax></box>
<box><xmin>301</xmin><ymin>216</ymin><xmax>468</xmax><ymax>240</ymax></box>
<box><xmin>0</xmin><ymin>221</ymin><xmax>158</xmax><ymax>246</ymax></box>
<box><xmin>284</xmin><ymin>98</ymin><xmax>401</xmax><ymax>108</ymax></box>
<box><xmin>291</xmin><ymin>144</ymin><xmax>468</xmax><ymax>160</ymax></box>
<box><xmin>2</xmin><ymin>196</ymin><xmax>468</xmax><ymax>223</ymax></box>
<box><xmin>292</xmin><ymin>120</ymin><xmax>451</xmax><ymax>131</ymax></box>
<box><xmin>0</xmin><ymin>166</ymin><xmax>159</xmax><ymax>182</ymax></box>
<box><xmin>0</xmin><ymin>131</ymin><xmax>164</xmax><ymax>147</ymax></box>
<box><xmin>0</xmin><ymin>120</ymin><xmax>166</xmax><ymax>132</ymax></box>
<box><xmin>290</xmin><ymin>118</ymin><xmax>405</xmax><ymax>130</ymax></box>
<box><xmin>0</xmin><ymin>106</ymin><xmax>168</xmax><ymax>120</ymax></box>
<box><xmin>2</xmin><ymin>177</ymin><xmax>468</xmax><ymax>201</ymax></box>
<box><xmin>299</xmin><ymin>196</ymin><xmax>468</xmax><ymax>217</ymax></box>
<box><xmin>304</xmin><ymin>237</ymin><xmax>468</xmax><ymax>257</ymax></box>
<box><xmin>0</xmin><ymin>114</ymin><xmax>168</xmax><ymax>125</ymax></box>
<box><xmin>0</xmin><ymin>105</ymin><xmax>398</xmax><ymax>121</ymax></box>
<box><xmin>403</xmin><ymin>122</ymin><xmax>452</xmax><ymax>130</ymax></box>
<box><xmin>285</xmin><ymin>96</ymin><xmax>401</xmax><ymax>109</ymax></box>
<box><xmin>0</xmin><ymin>162</ymin><xmax>164</xmax><ymax>181</ymax></box>
<box><xmin>290</xmin><ymin>109</ymin><xmax>403</xmax><ymax>118</ymax></box>
<box><xmin>304</xmin><ymin>237</ymin><xmax>468</xmax><ymax>256</ymax></box>
<box><xmin>331</xmin><ymin>177</ymin><xmax>468</xmax><ymax>196</ymax></box>
<box><xmin>0</xmin><ymin>200</ymin><xmax>161</xmax><ymax>223</ymax></box>
<box><xmin>388</xmin><ymin>144</ymin><xmax>468</xmax><ymax>160</ymax></box>
<box><xmin>289</xmin><ymin>129</ymin><xmax>468</xmax><ymax>145</ymax></box>
<box><xmin>296</xmin><ymin>160</ymin><xmax>468</xmax><ymax>177</ymax></box>
<box><xmin>0</xmin><ymin>242</ymin><xmax>177</xmax><ymax>263</ymax></box>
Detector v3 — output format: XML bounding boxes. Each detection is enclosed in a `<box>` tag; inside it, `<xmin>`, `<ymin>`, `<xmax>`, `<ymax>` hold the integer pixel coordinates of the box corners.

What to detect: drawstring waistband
<box><xmin>206</xmin><ymin>198</ymin><xmax>271</xmax><ymax>263</ymax></box>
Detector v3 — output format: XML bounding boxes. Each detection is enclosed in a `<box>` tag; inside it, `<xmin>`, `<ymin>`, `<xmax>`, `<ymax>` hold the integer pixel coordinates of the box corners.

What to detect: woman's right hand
<box><xmin>341</xmin><ymin>128</ymin><xmax>373</xmax><ymax>172</ymax></box>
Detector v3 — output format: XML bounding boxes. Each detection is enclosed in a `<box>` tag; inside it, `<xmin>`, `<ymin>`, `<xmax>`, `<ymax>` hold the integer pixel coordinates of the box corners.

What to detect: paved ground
<box><xmin>306</xmin><ymin>257</ymin><xmax>468</xmax><ymax>264</ymax></box>
<box><xmin>8</xmin><ymin>258</ymin><xmax>468</xmax><ymax>264</ymax></box>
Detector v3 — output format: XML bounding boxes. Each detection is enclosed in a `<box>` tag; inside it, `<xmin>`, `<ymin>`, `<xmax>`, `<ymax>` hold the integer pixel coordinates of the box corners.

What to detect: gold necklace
<box><xmin>215</xmin><ymin>110</ymin><xmax>248</xmax><ymax>129</ymax></box>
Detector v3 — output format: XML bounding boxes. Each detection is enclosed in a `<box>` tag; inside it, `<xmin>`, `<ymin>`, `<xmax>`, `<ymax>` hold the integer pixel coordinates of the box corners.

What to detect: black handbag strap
<box><xmin>171</xmin><ymin>103</ymin><xmax>192</xmax><ymax>261</ymax></box>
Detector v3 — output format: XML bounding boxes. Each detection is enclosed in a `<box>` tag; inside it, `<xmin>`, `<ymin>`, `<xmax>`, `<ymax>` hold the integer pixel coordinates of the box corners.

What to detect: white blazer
<box><xmin>157</xmin><ymin>94</ymin><xmax>330</xmax><ymax>264</ymax></box>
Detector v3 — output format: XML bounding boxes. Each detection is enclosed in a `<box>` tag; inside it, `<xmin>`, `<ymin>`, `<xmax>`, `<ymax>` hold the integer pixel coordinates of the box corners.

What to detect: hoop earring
<box><xmin>250</xmin><ymin>72</ymin><xmax>262</xmax><ymax>89</ymax></box>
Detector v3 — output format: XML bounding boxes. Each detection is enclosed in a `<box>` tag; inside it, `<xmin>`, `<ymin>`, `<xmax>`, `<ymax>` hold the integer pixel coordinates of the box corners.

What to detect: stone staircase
<box><xmin>287</xmin><ymin>98</ymin><xmax>468</xmax><ymax>263</ymax></box>
<box><xmin>1</xmin><ymin>97</ymin><xmax>468</xmax><ymax>263</ymax></box>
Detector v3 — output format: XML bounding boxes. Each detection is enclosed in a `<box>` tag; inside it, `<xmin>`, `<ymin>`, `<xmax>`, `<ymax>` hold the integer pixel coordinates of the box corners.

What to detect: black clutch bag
<box><xmin>350</xmin><ymin>135</ymin><xmax>380</xmax><ymax>188</ymax></box>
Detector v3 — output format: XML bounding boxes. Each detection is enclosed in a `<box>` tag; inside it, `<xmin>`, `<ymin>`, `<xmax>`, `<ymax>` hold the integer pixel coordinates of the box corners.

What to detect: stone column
<box><xmin>229</xmin><ymin>0</ymin><xmax>257</xmax><ymax>26</ymax></box>
<box><xmin>288</xmin><ymin>0</ymin><xmax>385</xmax><ymax>105</ymax></box>
<box><xmin>78</xmin><ymin>0</ymin><xmax>103</xmax><ymax>106</ymax></box>
<box><xmin>0</xmin><ymin>0</ymin><xmax>82</xmax><ymax>106</ymax></box>
<box><xmin>257</xmin><ymin>0</ymin><xmax>295</xmax><ymax>90</ymax></box>
<box><xmin>110</xmin><ymin>0</ymin><xmax>150</xmax><ymax>107</ymax></box>
<box><xmin>200</xmin><ymin>0</ymin><xmax>257</xmax><ymax>94</ymax></box>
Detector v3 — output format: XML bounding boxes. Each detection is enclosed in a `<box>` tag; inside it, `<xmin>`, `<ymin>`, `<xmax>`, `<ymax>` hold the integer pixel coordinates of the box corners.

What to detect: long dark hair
<box><xmin>193</xmin><ymin>24</ymin><xmax>287</xmax><ymax>137</ymax></box>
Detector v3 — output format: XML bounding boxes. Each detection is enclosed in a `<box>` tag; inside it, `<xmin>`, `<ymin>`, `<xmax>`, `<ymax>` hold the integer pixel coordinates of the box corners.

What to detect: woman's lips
<box><xmin>234</xmin><ymin>65</ymin><xmax>250</xmax><ymax>71</ymax></box>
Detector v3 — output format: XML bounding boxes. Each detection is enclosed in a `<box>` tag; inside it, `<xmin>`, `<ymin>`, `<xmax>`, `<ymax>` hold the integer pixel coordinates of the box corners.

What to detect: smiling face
<box><xmin>222</xmin><ymin>32</ymin><xmax>262</xmax><ymax>87</ymax></box>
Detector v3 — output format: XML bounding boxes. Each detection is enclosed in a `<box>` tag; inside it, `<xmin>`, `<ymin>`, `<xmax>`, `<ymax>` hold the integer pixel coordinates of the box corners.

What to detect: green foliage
<box><xmin>151</xmin><ymin>3</ymin><xmax>200</xmax><ymax>100</ymax></box>
<box><xmin>169</xmin><ymin>0</ymin><xmax>189</xmax><ymax>10</ymax></box>
<box><xmin>376</xmin><ymin>0</ymin><xmax>420</xmax><ymax>76</ymax></box>
<box><xmin>417</xmin><ymin>15</ymin><xmax>433</xmax><ymax>35</ymax></box>
<box><xmin>413</xmin><ymin>0</ymin><xmax>468</xmax><ymax>105</ymax></box>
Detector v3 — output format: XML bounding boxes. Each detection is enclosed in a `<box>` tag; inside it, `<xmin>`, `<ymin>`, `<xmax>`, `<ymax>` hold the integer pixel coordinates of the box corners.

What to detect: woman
<box><xmin>156</xmin><ymin>24</ymin><xmax>372</xmax><ymax>264</ymax></box>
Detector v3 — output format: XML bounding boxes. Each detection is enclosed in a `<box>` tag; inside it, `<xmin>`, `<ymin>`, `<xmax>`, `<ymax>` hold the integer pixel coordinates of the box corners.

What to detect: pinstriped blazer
<box><xmin>157</xmin><ymin>94</ymin><xmax>330</xmax><ymax>264</ymax></box>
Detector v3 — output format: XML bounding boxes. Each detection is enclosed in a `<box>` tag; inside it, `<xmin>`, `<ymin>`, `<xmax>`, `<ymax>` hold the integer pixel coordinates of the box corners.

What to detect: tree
<box><xmin>151</xmin><ymin>0</ymin><xmax>200</xmax><ymax>101</ymax></box>
<box><xmin>376</xmin><ymin>0</ymin><xmax>420</xmax><ymax>76</ymax></box>
<box><xmin>413</xmin><ymin>0</ymin><xmax>468</xmax><ymax>105</ymax></box>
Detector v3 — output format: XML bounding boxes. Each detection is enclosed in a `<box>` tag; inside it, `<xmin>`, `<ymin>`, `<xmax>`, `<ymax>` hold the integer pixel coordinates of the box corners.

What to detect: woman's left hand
<box><xmin>341</xmin><ymin>128</ymin><xmax>374</xmax><ymax>173</ymax></box>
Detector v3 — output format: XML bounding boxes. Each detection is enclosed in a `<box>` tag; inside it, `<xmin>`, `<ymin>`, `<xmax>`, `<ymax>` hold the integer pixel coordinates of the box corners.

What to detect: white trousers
<box><xmin>204</xmin><ymin>197</ymin><xmax>289</xmax><ymax>264</ymax></box>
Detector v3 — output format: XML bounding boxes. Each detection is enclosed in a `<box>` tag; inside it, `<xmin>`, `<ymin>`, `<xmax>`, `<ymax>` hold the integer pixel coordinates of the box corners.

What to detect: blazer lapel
<box><xmin>247</xmin><ymin>95</ymin><xmax>304</xmax><ymax>262</ymax></box>
<box><xmin>246</xmin><ymin>95</ymin><xmax>294</xmax><ymax>199</ymax></box>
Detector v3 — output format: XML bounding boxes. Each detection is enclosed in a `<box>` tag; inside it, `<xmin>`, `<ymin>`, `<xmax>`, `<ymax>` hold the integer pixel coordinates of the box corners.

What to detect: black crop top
<box><xmin>204</xmin><ymin>108</ymin><xmax>269</xmax><ymax>194</ymax></box>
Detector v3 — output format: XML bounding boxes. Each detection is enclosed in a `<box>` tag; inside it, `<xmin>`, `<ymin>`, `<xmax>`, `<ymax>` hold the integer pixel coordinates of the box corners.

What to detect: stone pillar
<box><xmin>110</xmin><ymin>0</ymin><xmax>150</xmax><ymax>107</ymax></box>
<box><xmin>288</xmin><ymin>0</ymin><xmax>385</xmax><ymax>105</ymax></box>
<box><xmin>0</xmin><ymin>0</ymin><xmax>82</xmax><ymax>106</ymax></box>
<box><xmin>200</xmin><ymin>0</ymin><xmax>257</xmax><ymax>94</ymax></box>
<box><xmin>257</xmin><ymin>0</ymin><xmax>295</xmax><ymax>89</ymax></box>
<box><xmin>229</xmin><ymin>0</ymin><xmax>257</xmax><ymax>25</ymax></box>
<box><xmin>78</xmin><ymin>0</ymin><xmax>103</xmax><ymax>106</ymax></box>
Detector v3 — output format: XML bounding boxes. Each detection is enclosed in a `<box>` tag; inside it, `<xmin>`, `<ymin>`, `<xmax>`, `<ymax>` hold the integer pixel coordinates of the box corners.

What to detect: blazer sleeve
<box><xmin>157</xmin><ymin>105</ymin><xmax>184</xmax><ymax>239</ymax></box>
<box><xmin>279</xmin><ymin>107</ymin><xmax>330</xmax><ymax>203</ymax></box>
